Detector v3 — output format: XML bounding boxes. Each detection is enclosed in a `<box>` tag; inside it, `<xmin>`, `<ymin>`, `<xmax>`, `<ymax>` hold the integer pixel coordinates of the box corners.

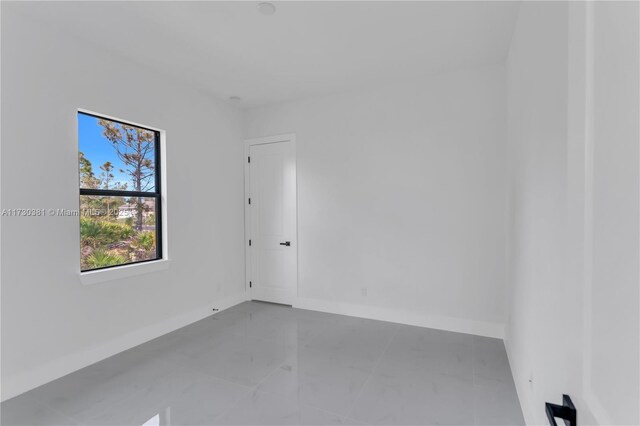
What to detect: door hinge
<box><xmin>249</xmin><ymin>239</ymin><xmax>252</xmax><ymax>246</ymax></box>
<box><xmin>248</xmin><ymin>156</ymin><xmax>251</xmax><ymax>163</ymax></box>
<box><xmin>248</xmin><ymin>197</ymin><xmax>251</xmax><ymax>205</ymax></box>
<box><xmin>249</xmin><ymin>281</ymin><xmax>252</xmax><ymax>288</ymax></box>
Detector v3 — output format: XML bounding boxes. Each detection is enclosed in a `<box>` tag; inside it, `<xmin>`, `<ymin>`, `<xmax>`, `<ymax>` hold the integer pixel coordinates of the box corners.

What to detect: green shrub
<box><xmin>80</xmin><ymin>217</ymin><xmax>104</xmax><ymax>248</ymax></box>
<box><xmin>86</xmin><ymin>249</ymin><xmax>127</xmax><ymax>269</ymax></box>
<box><xmin>100</xmin><ymin>220</ymin><xmax>134</xmax><ymax>241</ymax></box>
<box><xmin>135</xmin><ymin>231</ymin><xmax>155</xmax><ymax>251</ymax></box>
<box><xmin>80</xmin><ymin>217</ymin><xmax>134</xmax><ymax>247</ymax></box>
<box><xmin>144</xmin><ymin>213</ymin><xmax>156</xmax><ymax>226</ymax></box>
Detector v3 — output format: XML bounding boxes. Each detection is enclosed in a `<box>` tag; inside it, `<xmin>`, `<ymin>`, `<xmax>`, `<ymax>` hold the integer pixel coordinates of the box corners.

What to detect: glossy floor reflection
<box><xmin>1</xmin><ymin>302</ymin><xmax>524</xmax><ymax>425</ymax></box>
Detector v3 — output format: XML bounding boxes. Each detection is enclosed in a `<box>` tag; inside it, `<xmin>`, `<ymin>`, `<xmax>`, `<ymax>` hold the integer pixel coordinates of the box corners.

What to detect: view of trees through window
<box><xmin>79</xmin><ymin>112</ymin><xmax>161</xmax><ymax>271</ymax></box>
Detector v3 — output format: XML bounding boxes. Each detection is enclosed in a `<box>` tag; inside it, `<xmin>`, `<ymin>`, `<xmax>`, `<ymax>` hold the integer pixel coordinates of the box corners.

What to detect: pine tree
<box><xmin>98</xmin><ymin>120</ymin><xmax>155</xmax><ymax>231</ymax></box>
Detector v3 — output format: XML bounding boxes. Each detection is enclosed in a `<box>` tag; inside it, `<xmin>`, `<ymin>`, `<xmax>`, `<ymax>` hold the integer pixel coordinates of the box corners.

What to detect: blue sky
<box><xmin>78</xmin><ymin>112</ymin><xmax>155</xmax><ymax>190</ymax></box>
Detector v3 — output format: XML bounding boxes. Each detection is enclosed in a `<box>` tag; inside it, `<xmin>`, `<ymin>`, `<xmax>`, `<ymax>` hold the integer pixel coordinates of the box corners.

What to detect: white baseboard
<box><xmin>293</xmin><ymin>297</ymin><xmax>505</xmax><ymax>339</ymax></box>
<box><xmin>1</xmin><ymin>291</ymin><xmax>248</xmax><ymax>402</ymax></box>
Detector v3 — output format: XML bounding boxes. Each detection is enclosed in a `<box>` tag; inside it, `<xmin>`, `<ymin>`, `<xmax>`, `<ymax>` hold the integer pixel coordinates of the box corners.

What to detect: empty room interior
<box><xmin>1</xmin><ymin>1</ymin><xmax>639</xmax><ymax>425</ymax></box>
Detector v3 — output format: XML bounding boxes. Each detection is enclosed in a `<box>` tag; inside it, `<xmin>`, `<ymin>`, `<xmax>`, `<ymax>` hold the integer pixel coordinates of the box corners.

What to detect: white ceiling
<box><xmin>9</xmin><ymin>1</ymin><xmax>521</xmax><ymax>108</ymax></box>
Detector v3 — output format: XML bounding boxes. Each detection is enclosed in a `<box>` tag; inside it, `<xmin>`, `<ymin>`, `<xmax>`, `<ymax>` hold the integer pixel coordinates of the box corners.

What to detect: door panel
<box><xmin>247</xmin><ymin>139</ymin><xmax>297</xmax><ymax>305</ymax></box>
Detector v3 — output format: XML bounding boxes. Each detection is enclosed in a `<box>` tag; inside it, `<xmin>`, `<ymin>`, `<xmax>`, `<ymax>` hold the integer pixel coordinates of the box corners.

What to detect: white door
<box><xmin>245</xmin><ymin>136</ymin><xmax>297</xmax><ymax>305</ymax></box>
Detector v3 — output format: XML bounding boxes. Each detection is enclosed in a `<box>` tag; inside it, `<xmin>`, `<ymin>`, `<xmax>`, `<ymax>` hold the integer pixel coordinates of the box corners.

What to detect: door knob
<box><xmin>279</xmin><ymin>241</ymin><xmax>291</xmax><ymax>246</ymax></box>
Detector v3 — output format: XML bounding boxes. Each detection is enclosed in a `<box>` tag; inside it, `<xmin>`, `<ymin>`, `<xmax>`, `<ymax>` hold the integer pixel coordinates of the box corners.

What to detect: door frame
<box><xmin>244</xmin><ymin>133</ymin><xmax>298</xmax><ymax>302</ymax></box>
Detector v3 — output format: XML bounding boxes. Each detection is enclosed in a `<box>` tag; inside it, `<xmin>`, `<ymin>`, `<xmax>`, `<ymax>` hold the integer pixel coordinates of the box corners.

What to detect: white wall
<box><xmin>245</xmin><ymin>64</ymin><xmax>509</xmax><ymax>337</ymax></box>
<box><xmin>583</xmin><ymin>2</ymin><xmax>639</xmax><ymax>423</ymax></box>
<box><xmin>505</xmin><ymin>2</ymin><xmax>639</xmax><ymax>424</ymax></box>
<box><xmin>505</xmin><ymin>2</ymin><xmax>572</xmax><ymax>423</ymax></box>
<box><xmin>1</xmin><ymin>8</ymin><xmax>246</xmax><ymax>401</ymax></box>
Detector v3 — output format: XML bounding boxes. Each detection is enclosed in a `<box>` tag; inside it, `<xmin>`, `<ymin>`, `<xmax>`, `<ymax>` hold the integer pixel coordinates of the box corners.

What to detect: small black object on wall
<box><xmin>546</xmin><ymin>394</ymin><xmax>577</xmax><ymax>426</ymax></box>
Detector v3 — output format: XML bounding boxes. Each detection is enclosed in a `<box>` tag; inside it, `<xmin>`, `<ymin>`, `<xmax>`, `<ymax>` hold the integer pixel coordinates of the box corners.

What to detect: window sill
<box><xmin>80</xmin><ymin>259</ymin><xmax>170</xmax><ymax>285</ymax></box>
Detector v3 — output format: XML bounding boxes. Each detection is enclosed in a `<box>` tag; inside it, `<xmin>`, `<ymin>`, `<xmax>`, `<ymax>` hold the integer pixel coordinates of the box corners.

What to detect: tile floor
<box><xmin>1</xmin><ymin>302</ymin><xmax>524</xmax><ymax>425</ymax></box>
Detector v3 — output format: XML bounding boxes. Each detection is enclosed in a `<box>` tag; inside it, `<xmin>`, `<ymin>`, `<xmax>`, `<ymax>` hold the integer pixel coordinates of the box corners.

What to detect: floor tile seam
<box><xmin>209</xmin><ymin>349</ymin><xmax>291</xmax><ymax>424</ymax></box>
<box><xmin>210</xmin><ymin>324</ymin><xmax>304</xmax><ymax>349</ymax></box>
<box><xmin>251</xmin><ymin>387</ymin><xmax>352</xmax><ymax>420</ymax></box>
<box><xmin>170</xmin><ymin>362</ymin><xmax>256</xmax><ymax>393</ymax></box>
<box><xmin>209</xmin><ymin>316</ymin><xmax>352</xmax><ymax>352</ymax></box>
<box><xmin>341</xmin><ymin>416</ymin><xmax>368</xmax><ymax>426</ymax></box>
<box><xmin>172</xmin><ymin>333</ymin><xmax>279</xmax><ymax>366</ymax></box>
<box><xmin>343</xmin><ymin>327</ymin><xmax>400</xmax><ymax>421</ymax></box>
<box><xmin>176</xmin><ymin>359</ymin><xmax>263</xmax><ymax>394</ymax></box>
<box><xmin>207</xmin><ymin>381</ymin><xmax>256</xmax><ymax>424</ymax></box>
<box><xmin>25</xmin><ymin>375</ymin><xmax>152</xmax><ymax>426</ymax></box>
<box><xmin>76</xmin><ymin>359</ymin><xmax>254</xmax><ymax>424</ymax></box>
<box><xmin>6</xmin><ymin>394</ymin><xmax>82</xmax><ymax>426</ymax></box>
<box><xmin>150</xmin><ymin>352</ymin><xmax>195</xmax><ymax>374</ymax></box>
<box><xmin>32</xmin><ymin>396</ymin><xmax>95</xmax><ymax>426</ymax></box>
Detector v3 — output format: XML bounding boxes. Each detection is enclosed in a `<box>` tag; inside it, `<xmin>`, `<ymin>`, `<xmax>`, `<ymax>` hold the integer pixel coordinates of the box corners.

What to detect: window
<box><xmin>78</xmin><ymin>111</ymin><xmax>162</xmax><ymax>272</ymax></box>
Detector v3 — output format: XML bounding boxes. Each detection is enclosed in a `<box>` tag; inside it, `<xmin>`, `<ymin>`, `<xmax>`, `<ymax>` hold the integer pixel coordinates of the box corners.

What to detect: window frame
<box><xmin>78</xmin><ymin>111</ymin><xmax>163</xmax><ymax>273</ymax></box>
